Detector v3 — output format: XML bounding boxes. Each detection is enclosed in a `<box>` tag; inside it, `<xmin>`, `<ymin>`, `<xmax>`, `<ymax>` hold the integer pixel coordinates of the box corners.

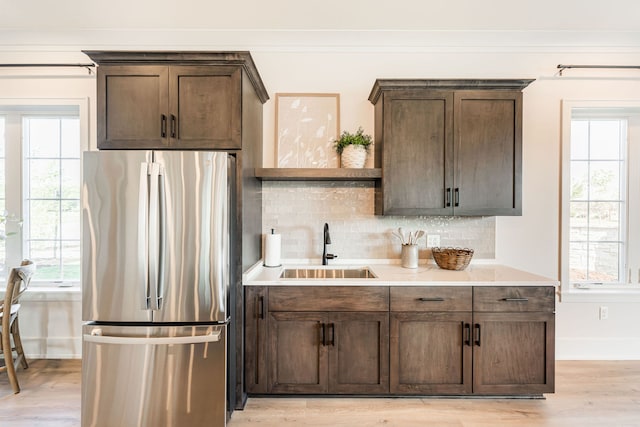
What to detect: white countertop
<box><xmin>243</xmin><ymin>260</ymin><xmax>558</xmax><ymax>287</ymax></box>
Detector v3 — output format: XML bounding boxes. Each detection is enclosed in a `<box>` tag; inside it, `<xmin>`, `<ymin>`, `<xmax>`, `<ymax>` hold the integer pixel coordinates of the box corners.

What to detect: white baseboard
<box><xmin>556</xmin><ymin>337</ymin><xmax>640</xmax><ymax>360</ymax></box>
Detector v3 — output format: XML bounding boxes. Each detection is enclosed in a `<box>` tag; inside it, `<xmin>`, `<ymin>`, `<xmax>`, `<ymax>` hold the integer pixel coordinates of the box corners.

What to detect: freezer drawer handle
<box><xmin>84</xmin><ymin>329</ymin><xmax>222</xmax><ymax>345</ymax></box>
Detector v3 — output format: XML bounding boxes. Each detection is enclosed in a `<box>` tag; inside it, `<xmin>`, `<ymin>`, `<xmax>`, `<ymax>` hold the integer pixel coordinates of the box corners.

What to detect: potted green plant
<box><xmin>333</xmin><ymin>127</ymin><xmax>373</xmax><ymax>168</ymax></box>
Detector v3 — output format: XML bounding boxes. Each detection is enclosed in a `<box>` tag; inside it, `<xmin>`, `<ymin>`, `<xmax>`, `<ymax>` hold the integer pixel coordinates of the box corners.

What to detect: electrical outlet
<box><xmin>599</xmin><ymin>306</ymin><xmax>609</xmax><ymax>320</ymax></box>
<box><xmin>426</xmin><ymin>234</ymin><xmax>441</xmax><ymax>248</ymax></box>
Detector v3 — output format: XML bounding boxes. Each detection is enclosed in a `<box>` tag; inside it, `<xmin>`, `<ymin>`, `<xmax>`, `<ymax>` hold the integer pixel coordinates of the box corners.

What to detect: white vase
<box><xmin>341</xmin><ymin>145</ymin><xmax>367</xmax><ymax>168</ymax></box>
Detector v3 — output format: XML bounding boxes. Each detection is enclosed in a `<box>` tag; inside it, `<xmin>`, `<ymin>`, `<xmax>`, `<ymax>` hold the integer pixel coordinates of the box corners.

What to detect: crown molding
<box><xmin>1</xmin><ymin>29</ymin><xmax>639</xmax><ymax>54</ymax></box>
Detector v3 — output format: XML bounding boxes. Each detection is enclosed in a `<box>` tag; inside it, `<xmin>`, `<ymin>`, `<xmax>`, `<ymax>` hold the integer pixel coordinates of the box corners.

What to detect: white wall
<box><xmin>2</xmin><ymin>1</ymin><xmax>639</xmax><ymax>359</ymax></box>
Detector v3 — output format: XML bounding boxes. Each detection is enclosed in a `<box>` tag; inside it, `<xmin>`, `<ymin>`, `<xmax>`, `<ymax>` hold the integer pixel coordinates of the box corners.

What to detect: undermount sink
<box><xmin>279</xmin><ymin>268</ymin><xmax>377</xmax><ymax>279</ymax></box>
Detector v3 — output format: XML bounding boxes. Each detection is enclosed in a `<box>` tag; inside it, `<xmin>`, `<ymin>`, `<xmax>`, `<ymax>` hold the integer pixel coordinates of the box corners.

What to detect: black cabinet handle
<box><xmin>329</xmin><ymin>323</ymin><xmax>335</xmax><ymax>346</ymax></box>
<box><xmin>417</xmin><ymin>297</ymin><xmax>445</xmax><ymax>302</ymax></box>
<box><xmin>445</xmin><ymin>188</ymin><xmax>451</xmax><ymax>207</ymax></box>
<box><xmin>464</xmin><ymin>323</ymin><xmax>471</xmax><ymax>346</ymax></box>
<box><xmin>257</xmin><ymin>295</ymin><xmax>264</xmax><ymax>319</ymax></box>
<box><xmin>170</xmin><ymin>114</ymin><xmax>177</xmax><ymax>138</ymax></box>
<box><xmin>474</xmin><ymin>323</ymin><xmax>481</xmax><ymax>346</ymax></box>
<box><xmin>454</xmin><ymin>188</ymin><xmax>460</xmax><ymax>207</ymax></box>
<box><xmin>502</xmin><ymin>298</ymin><xmax>529</xmax><ymax>302</ymax></box>
<box><xmin>161</xmin><ymin>114</ymin><xmax>167</xmax><ymax>138</ymax></box>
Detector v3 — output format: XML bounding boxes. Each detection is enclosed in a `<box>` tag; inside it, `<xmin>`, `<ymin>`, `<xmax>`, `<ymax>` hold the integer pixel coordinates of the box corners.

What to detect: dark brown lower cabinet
<box><xmin>329</xmin><ymin>312</ymin><xmax>389</xmax><ymax>394</ymax></box>
<box><xmin>268</xmin><ymin>312</ymin><xmax>328</xmax><ymax>393</ymax></box>
<box><xmin>388</xmin><ymin>285</ymin><xmax>554</xmax><ymax>396</ymax></box>
<box><xmin>390</xmin><ymin>312</ymin><xmax>472</xmax><ymax>394</ymax></box>
<box><xmin>472</xmin><ymin>312</ymin><xmax>555</xmax><ymax>395</ymax></box>
<box><xmin>268</xmin><ymin>311</ymin><xmax>389</xmax><ymax>394</ymax></box>
<box><xmin>244</xmin><ymin>285</ymin><xmax>555</xmax><ymax>397</ymax></box>
<box><xmin>244</xmin><ymin>286</ymin><xmax>268</xmax><ymax>393</ymax></box>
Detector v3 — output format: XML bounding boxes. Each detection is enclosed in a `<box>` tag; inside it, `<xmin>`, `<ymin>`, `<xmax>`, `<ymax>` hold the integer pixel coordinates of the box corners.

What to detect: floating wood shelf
<box><xmin>255</xmin><ymin>168</ymin><xmax>382</xmax><ymax>181</ymax></box>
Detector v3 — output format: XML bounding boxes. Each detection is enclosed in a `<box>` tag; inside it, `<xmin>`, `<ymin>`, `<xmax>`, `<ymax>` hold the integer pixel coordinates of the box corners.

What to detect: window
<box><xmin>562</xmin><ymin>101</ymin><xmax>640</xmax><ymax>294</ymax></box>
<box><xmin>0</xmin><ymin>102</ymin><xmax>87</xmax><ymax>287</ymax></box>
<box><xmin>569</xmin><ymin>116</ymin><xmax>626</xmax><ymax>283</ymax></box>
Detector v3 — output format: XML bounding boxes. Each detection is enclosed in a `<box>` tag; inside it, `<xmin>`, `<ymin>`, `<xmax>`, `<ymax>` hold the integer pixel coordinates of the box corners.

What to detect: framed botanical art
<box><xmin>275</xmin><ymin>93</ymin><xmax>340</xmax><ymax>168</ymax></box>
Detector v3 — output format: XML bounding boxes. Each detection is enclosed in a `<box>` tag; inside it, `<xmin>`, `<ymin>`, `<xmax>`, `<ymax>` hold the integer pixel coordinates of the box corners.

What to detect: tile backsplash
<box><xmin>262</xmin><ymin>181</ymin><xmax>495</xmax><ymax>261</ymax></box>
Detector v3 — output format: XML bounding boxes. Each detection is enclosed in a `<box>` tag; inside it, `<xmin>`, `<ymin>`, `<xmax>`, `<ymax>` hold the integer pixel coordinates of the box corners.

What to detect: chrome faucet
<box><xmin>322</xmin><ymin>223</ymin><xmax>337</xmax><ymax>265</ymax></box>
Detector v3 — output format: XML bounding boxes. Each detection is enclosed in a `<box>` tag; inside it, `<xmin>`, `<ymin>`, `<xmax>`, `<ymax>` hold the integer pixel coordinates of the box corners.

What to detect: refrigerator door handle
<box><xmin>84</xmin><ymin>329</ymin><xmax>222</xmax><ymax>345</ymax></box>
<box><xmin>138</xmin><ymin>162</ymin><xmax>150</xmax><ymax>310</ymax></box>
<box><xmin>157</xmin><ymin>164</ymin><xmax>166</xmax><ymax>310</ymax></box>
<box><xmin>148</xmin><ymin>162</ymin><xmax>160</xmax><ymax>311</ymax></box>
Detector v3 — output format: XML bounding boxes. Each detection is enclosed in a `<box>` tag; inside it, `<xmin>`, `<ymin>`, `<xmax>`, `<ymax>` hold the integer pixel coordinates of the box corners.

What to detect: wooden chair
<box><xmin>0</xmin><ymin>260</ymin><xmax>35</xmax><ymax>393</ymax></box>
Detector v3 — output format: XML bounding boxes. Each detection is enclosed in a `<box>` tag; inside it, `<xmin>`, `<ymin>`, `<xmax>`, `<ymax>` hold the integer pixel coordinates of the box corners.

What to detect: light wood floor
<box><xmin>1</xmin><ymin>360</ymin><xmax>639</xmax><ymax>426</ymax></box>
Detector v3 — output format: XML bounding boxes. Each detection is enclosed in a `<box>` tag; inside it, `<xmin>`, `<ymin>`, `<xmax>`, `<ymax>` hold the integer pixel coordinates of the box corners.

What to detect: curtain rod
<box><xmin>0</xmin><ymin>63</ymin><xmax>96</xmax><ymax>74</ymax></box>
<box><xmin>557</xmin><ymin>64</ymin><xmax>640</xmax><ymax>76</ymax></box>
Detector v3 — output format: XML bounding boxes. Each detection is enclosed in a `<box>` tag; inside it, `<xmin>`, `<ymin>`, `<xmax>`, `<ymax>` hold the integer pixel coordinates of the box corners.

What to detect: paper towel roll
<box><xmin>264</xmin><ymin>232</ymin><xmax>282</xmax><ymax>267</ymax></box>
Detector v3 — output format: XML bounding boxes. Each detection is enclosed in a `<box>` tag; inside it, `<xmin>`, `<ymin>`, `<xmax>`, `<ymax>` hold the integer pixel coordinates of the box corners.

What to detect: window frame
<box><xmin>561</xmin><ymin>100</ymin><xmax>640</xmax><ymax>302</ymax></box>
<box><xmin>0</xmin><ymin>98</ymin><xmax>89</xmax><ymax>288</ymax></box>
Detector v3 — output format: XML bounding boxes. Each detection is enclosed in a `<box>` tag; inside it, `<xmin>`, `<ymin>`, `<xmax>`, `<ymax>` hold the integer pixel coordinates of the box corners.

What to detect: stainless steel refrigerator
<box><xmin>81</xmin><ymin>150</ymin><xmax>231</xmax><ymax>427</ymax></box>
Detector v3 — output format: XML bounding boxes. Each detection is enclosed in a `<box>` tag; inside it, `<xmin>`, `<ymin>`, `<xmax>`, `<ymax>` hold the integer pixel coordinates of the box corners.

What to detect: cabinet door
<box><xmin>329</xmin><ymin>312</ymin><xmax>389</xmax><ymax>394</ymax></box>
<box><xmin>454</xmin><ymin>91</ymin><xmax>522</xmax><ymax>215</ymax></box>
<box><xmin>97</xmin><ymin>65</ymin><xmax>169</xmax><ymax>149</ymax></box>
<box><xmin>381</xmin><ymin>90</ymin><xmax>454</xmax><ymax>215</ymax></box>
<box><xmin>390</xmin><ymin>312</ymin><xmax>472</xmax><ymax>394</ymax></box>
<box><xmin>169</xmin><ymin>66</ymin><xmax>241</xmax><ymax>149</ymax></box>
<box><xmin>268</xmin><ymin>312</ymin><xmax>328</xmax><ymax>393</ymax></box>
<box><xmin>245</xmin><ymin>287</ymin><xmax>268</xmax><ymax>393</ymax></box>
<box><xmin>473</xmin><ymin>312</ymin><xmax>555</xmax><ymax>395</ymax></box>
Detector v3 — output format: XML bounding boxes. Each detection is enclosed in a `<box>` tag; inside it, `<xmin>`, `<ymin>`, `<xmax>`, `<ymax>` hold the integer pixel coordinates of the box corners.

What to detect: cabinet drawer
<box><xmin>390</xmin><ymin>286</ymin><xmax>472</xmax><ymax>312</ymax></box>
<box><xmin>269</xmin><ymin>286</ymin><xmax>389</xmax><ymax>312</ymax></box>
<box><xmin>473</xmin><ymin>286</ymin><xmax>555</xmax><ymax>312</ymax></box>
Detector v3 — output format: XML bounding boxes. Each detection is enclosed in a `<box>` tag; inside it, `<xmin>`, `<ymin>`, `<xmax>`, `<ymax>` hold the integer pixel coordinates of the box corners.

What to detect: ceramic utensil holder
<box><xmin>401</xmin><ymin>244</ymin><xmax>418</xmax><ymax>269</ymax></box>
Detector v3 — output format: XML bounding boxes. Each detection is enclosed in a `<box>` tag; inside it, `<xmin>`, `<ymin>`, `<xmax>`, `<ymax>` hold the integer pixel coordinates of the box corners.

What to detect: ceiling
<box><xmin>1</xmin><ymin>0</ymin><xmax>639</xmax><ymax>52</ymax></box>
<box><xmin>2</xmin><ymin>0</ymin><xmax>640</xmax><ymax>31</ymax></box>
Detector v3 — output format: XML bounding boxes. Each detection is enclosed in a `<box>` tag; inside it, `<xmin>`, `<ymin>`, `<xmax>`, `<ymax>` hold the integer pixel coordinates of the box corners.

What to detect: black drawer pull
<box><xmin>501</xmin><ymin>298</ymin><xmax>529</xmax><ymax>302</ymax></box>
<box><xmin>445</xmin><ymin>188</ymin><xmax>451</xmax><ymax>207</ymax></box>
<box><xmin>417</xmin><ymin>297</ymin><xmax>445</xmax><ymax>302</ymax></box>
<box><xmin>454</xmin><ymin>188</ymin><xmax>460</xmax><ymax>207</ymax></box>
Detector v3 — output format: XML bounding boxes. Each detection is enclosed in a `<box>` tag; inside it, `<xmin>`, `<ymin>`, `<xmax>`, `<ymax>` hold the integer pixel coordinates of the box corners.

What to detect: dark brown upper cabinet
<box><xmin>369</xmin><ymin>79</ymin><xmax>534</xmax><ymax>216</ymax></box>
<box><xmin>84</xmin><ymin>51</ymin><xmax>269</xmax><ymax>150</ymax></box>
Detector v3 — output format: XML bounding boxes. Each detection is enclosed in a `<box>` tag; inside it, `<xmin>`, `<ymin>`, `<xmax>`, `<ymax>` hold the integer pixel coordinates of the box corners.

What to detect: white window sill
<box><xmin>560</xmin><ymin>287</ymin><xmax>640</xmax><ymax>303</ymax></box>
<box><xmin>18</xmin><ymin>286</ymin><xmax>81</xmax><ymax>302</ymax></box>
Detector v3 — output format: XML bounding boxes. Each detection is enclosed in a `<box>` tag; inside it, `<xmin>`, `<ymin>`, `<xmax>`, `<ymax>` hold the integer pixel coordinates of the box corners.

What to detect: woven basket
<box><xmin>432</xmin><ymin>247</ymin><xmax>474</xmax><ymax>271</ymax></box>
<box><xmin>340</xmin><ymin>145</ymin><xmax>367</xmax><ymax>168</ymax></box>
